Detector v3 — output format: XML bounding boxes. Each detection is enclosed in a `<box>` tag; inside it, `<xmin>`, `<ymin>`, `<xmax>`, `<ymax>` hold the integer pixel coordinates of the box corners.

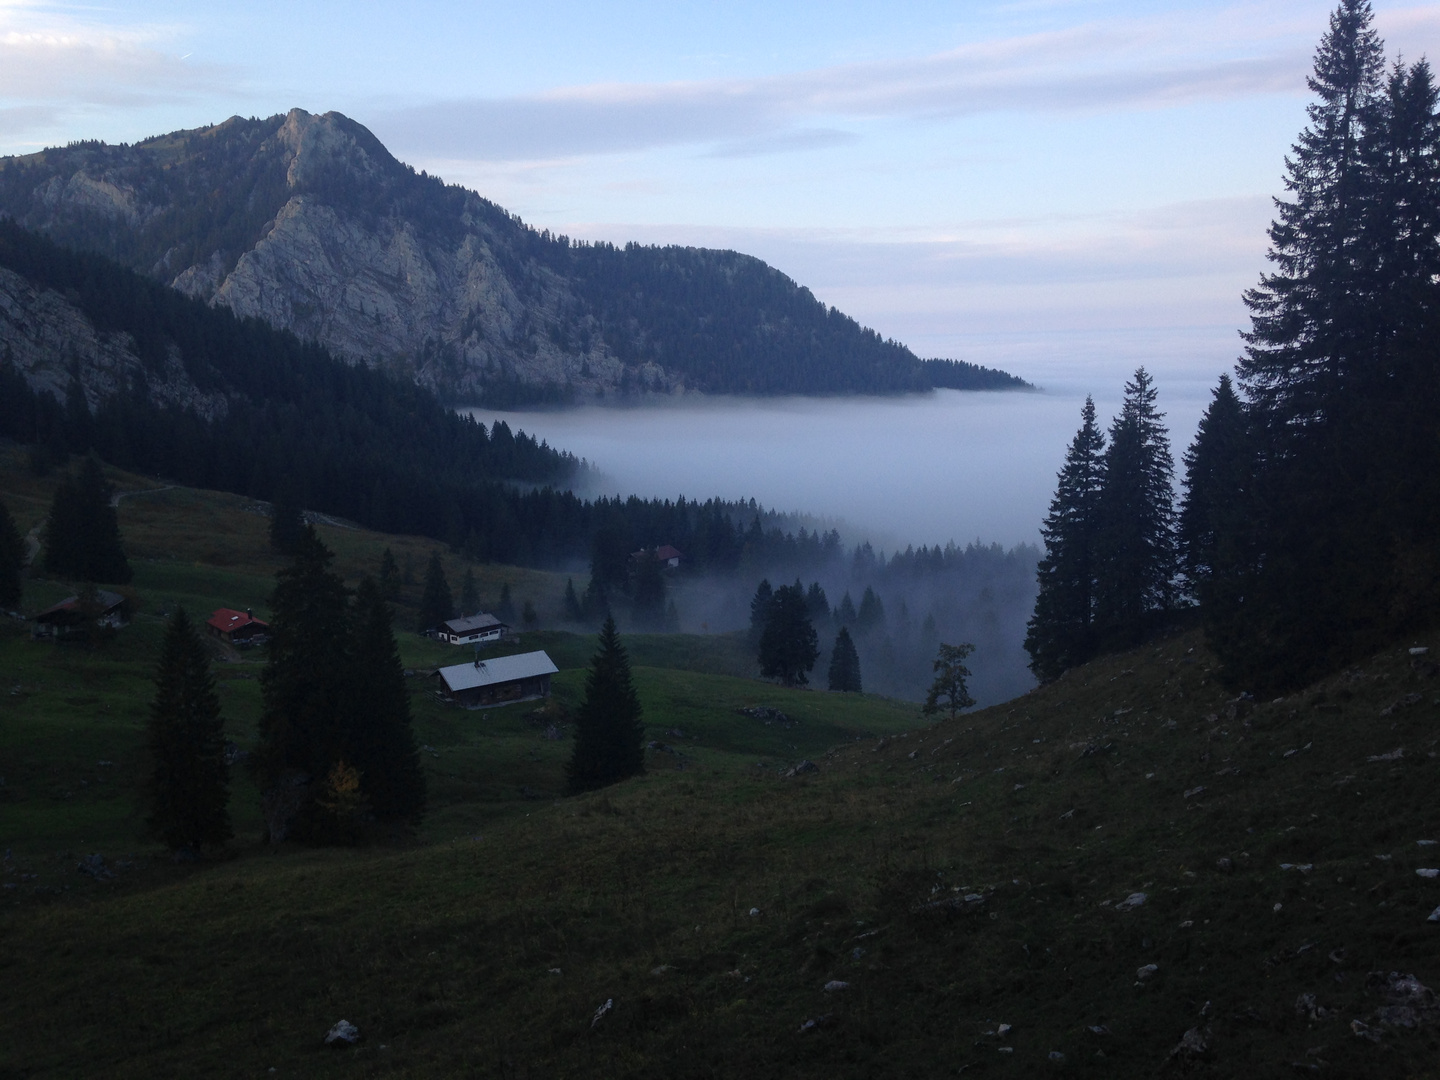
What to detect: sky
<box><xmin>3</xmin><ymin>0</ymin><xmax>1440</xmax><ymax>393</ymax></box>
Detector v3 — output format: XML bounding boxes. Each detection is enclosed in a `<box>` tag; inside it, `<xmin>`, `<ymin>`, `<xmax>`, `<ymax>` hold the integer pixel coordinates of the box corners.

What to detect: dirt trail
<box><xmin>109</xmin><ymin>485</ymin><xmax>174</xmax><ymax>508</ymax></box>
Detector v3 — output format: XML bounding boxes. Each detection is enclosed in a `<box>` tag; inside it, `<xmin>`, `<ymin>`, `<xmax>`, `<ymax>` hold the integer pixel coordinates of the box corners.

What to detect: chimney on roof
<box><xmin>245</xmin><ymin>608</ymin><xmax>253</xmax><ymax>619</ymax></box>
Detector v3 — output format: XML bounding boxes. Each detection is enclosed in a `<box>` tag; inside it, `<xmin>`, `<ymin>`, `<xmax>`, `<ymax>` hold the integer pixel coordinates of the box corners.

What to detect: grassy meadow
<box><xmin>3</xmin><ymin>452</ymin><xmax>1440</xmax><ymax>1077</ymax></box>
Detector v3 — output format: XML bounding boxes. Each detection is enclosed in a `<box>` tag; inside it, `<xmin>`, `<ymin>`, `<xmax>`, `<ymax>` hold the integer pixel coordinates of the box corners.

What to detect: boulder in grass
<box><xmin>784</xmin><ymin>760</ymin><xmax>818</xmax><ymax>778</ymax></box>
<box><xmin>325</xmin><ymin>1020</ymin><xmax>359</xmax><ymax>1046</ymax></box>
<box><xmin>591</xmin><ymin>999</ymin><xmax>613</xmax><ymax>1028</ymax></box>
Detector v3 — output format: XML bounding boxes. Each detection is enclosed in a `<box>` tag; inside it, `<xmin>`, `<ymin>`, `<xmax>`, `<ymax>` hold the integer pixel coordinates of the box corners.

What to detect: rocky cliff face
<box><xmin>0</xmin><ymin>264</ymin><xmax>224</xmax><ymax>418</ymax></box>
<box><xmin>0</xmin><ymin>110</ymin><xmax>673</xmax><ymax>402</ymax></box>
<box><xmin>0</xmin><ymin>109</ymin><xmax>953</xmax><ymax>403</ymax></box>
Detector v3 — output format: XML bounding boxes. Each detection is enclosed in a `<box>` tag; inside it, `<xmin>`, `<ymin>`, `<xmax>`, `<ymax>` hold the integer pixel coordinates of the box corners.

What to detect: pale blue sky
<box><xmin>3</xmin><ymin>0</ymin><xmax>1438</xmax><ymax>391</ymax></box>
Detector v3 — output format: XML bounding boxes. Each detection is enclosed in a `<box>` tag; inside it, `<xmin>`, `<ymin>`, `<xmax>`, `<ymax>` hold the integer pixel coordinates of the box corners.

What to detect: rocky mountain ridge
<box><xmin>0</xmin><ymin>110</ymin><xmax>1023</xmax><ymax>404</ymax></box>
<box><xmin>0</xmin><ymin>263</ymin><xmax>223</xmax><ymax>420</ymax></box>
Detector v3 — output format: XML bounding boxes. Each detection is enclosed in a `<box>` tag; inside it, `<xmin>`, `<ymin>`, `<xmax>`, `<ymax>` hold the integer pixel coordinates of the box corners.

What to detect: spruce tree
<box><xmin>1094</xmin><ymin>368</ymin><xmax>1176</xmax><ymax>644</ymax></box>
<box><xmin>0</xmin><ymin>499</ymin><xmax>23</xmax><ymax>609</ymax></box>
<box><xmin>631</xmin><ymin>553</ymin><xmax>666</xmax><ymax>630</ymax></box>
<box><xmin>346</xmin><ymin>577</ymin><xmax>425</xmax><ymax>824</ymax></box>
<box><xmin>1213</xmin><ymin>4</ymin><xmax>1440</xmax><ymax>688</ymax></box>
<box><xmin>1239</xmin><ymin>0</ymin><xmax>1385</xmax><ymax>431</ymax></box>
<box><xmin>827</xmin><ymin>626</ymin><xmax>862</xmax><ymax>692</ymax></box>
<box><xmin>834</xmin><ymin>591</ymin><xmax>858</xmax><ymax>627</ymax></box>
<box><xmin>1178</xmin><ymin>374</ymin><xmax>1249</xmax><ymax>591</ymax></box>
<box><xmin>146</xmin><ymin>608</ymin><xmax>231</xmax><ymax>851</ymax></box>
<box><xmin>417</xmin><ymin>552</ymin><xmax>454</xmax><ymax>633</ymax></box>
<box><xmin>256</xmin><ymin>526</ymin><xmax>351</xmax><ymax>804</ymax></box>
<box><xmin>1025</xmin><ymin>397</ymin><xmax>1106</xmax><ymax>682</ymax></box>
<box><xmin>857</xmin><ymin>586</ymin><xmax>885</xmax><ymax>632</ymax></box>
<box><xmin>748</xmin><ymin>578</ymin><xmax>773</xmax><ymax>645</ymax></box>
<box><xmin>758</xmin><ymin>581</ymin><xmax>819</xmax><ymax>687</ymax></box>
<box><xmin>269</xmin><ymin>491</ymin><xmax>305</xmax><ymax>556</ymax></box>
<box><xmin>377</xmin><ymin>547</ymin><xmax>401</xmax><ymax>599</ymax></box>
<box><xmin>567</xmin><ymin>615</ymin><xmax>645</xmax><ymax>793</ymax></box>
<box><xmin>460</xmin><ymin>567</ymin><xmax>479</xmax><ymax>615</ymax></box>
<box><xmin>805</xmin><ymin>581</ymin><xmax>830</xmax><ymax>623</ymax></box>
<box><xmin>42</xmin><ymin>455</ymin><xmax>130</xmax><ymax>583</ymax></box>
<box><xmin>563</xmin><ymin>577</ymin><xmax>583</xmax><ymax>621</ymax></box>
<box><xmin>497</xmin><ymin>582</ymin><xmax>517</xmax><ymax>623</ymax></box>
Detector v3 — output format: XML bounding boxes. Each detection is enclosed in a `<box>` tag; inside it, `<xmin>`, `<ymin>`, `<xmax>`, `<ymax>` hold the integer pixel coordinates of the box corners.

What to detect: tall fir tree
<box><xmin>255</xmin><ymin>526</ymin><xmax>351</xmax><ymax>815</ymax></box>
<box><xmin>0</xmin><ymin>498</ymin><xmax>23</xmax><ymax>608</ymax></box>
<box><xmin>563</xmin><ymin>577</ymin><xmax>583</xmax><ymax>622</ymax></box>
<box><xmin>567</xmin><ymin>615</ymin><xmax>645</xmax><ymax>793</ymax></box>
<box><xmin>42</xmin><ymin>455</ymin><xmax>131</xmax><ymax>583</ymax></box>
<box><xmin>1025</xmin><ymin>397</ymin><xmax>1106</xmax><ymax>682</ymax></box>
<box><xmin>1178</xmin><ymin>374</ymin><xmax>1250</xmax><ymax>592</ymax></box>
<box><xmin>631</xmin><ymin>552</ymin><xmax>666</xmax><ymax>630</ymax></box>
<box><xmin>1094</xmin><ymin>368</ymin><xmax>1177</xmax><ymax>644</ymax></box>
<box><xmin>346</xmin><ymin>577</ymin><xmax>426</xmax><ymax>824</ymax></box>
<box><xmin>497</xmin><ymin>582</ymin><xmax>517</xmax><ymax>624</ymax></box>
<box><xmin>146</xmin><ymin>608</ymin><xmax>231</xmax><ymax>851</ymax></box>
<box><xmin>1239</xmin><ymin>0</ymin><xmax>1385</xmax><ymax>431</ymax></box>
<box><xmin>377</xmin><ymin>547</ymin><xmax>401</xmax><ymax>599</ymax></box>
<box><xmin>856</xmin><ymin>586</ymin><xmax>886</xmax><ymax>632</ymax></box>
<box><xmin>269</xmin><ymin>487</ymin><xmax>305</xmax><ymax>557</ymax></box>
<box><xmin>748</xmin><ymin>578</ymin><xmax>774</xmax><ymax>645</ymax></box>
<box><xmin>417</xmin><ymin>551</ymin><xmax>454</xmax><ymax>633</ymax></box>
<box><xmin>1214</xmin><ymin>3</ymin><xmax>1440</xmax><ymax>689</ymax></box>
<box><xmin>758</xmin><ymin>581</ymin><xmax>819</xmax><ymax>687</ymax></box>
<box><xmin>827</xmin><ymin>626</ymin><xmax>863</xmax><ymax>692</ymax></box>
<box><xmin>459</xmin><ymin>566</ymin><xmax>479</xmax><ymax>615</ymax></box>
<box><xmin>804</xmin><ymin>581</ymin><xmax>830</xmax><ymax>623</ymax></box>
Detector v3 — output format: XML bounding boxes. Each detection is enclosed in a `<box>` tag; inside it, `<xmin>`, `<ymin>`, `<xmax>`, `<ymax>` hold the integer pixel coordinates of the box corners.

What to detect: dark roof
<box><xmin>207</xmin><ymin>608</ymin><xmax>268</xmax><ymax>634</ymax></box>
<box><xmin>655</xmin><ymin>545</ymin><xmax>683</xmax><ymax>561</ymax></box>
<box><xmin>437</xmin><ymin>613</ymin><xmax>507</xmax><ymax>636</ymax></box>
<box><xmin>33</xmin><ymin>590</ymin><xmax>125</xmax><ymax>622</ymax></box>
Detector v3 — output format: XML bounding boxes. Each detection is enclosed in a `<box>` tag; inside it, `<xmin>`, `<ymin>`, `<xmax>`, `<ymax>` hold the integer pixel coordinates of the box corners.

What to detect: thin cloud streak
<box><xmin>374</xmin><ymin>10</ymin><xmax>1315</xmax><ymax>162</ymax></box>
<box><xmin>0</xmin><ymin>7</ymin><xmax>235</xmax><ymax>140</ymax></box>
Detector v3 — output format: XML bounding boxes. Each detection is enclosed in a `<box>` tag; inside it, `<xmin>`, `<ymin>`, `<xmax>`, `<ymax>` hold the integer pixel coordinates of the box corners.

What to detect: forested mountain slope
<box><xmin>0</xmin><ymin>109</ymin><xmax>1026</xmax><ymax>403</ymax></box>
<box><xmin>0</xmin><ymin>219</ymin><xmax>578</xmax><ymax>528</ymax></box>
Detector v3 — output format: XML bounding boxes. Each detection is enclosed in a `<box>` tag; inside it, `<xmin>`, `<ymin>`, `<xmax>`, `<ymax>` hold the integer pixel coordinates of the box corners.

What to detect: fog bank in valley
<box><xmin>470</xmin><ymin>384</ymin><xmax>1211</xmax><ymax>707</ymax></box>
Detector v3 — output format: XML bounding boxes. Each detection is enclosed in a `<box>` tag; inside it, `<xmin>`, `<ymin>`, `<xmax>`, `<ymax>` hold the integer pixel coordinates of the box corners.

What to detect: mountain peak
<box><xmin>0</xmin><ymin>114</ymin><xmax>1024</xmax><ymax>404</ymax></box>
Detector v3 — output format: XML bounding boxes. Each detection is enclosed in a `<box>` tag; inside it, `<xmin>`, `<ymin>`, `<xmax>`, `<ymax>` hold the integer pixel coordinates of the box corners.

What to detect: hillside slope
<box><xmin>3</xmin><ymin>597</ymin><xmax>1438</xmax><ymax>1076</ymax></box>
<box><xmin>0</xmin><ymin>109</ymin><xmax>1027</xmax><ymax>403</ymax></box>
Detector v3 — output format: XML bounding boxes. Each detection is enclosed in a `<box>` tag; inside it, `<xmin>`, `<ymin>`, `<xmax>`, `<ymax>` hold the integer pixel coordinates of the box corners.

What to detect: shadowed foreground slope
<box><xmin>4</xmin><ymin>621</ymin><xmax>1439</xmax><ymax>1077</ymax></box>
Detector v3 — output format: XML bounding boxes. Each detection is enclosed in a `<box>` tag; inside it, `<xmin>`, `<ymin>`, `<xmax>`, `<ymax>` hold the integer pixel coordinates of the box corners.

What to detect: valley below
<box><xmin>2</xmin><ymin>454</ymin><xmax>1438</xmax><ymax>1078</ymax></box>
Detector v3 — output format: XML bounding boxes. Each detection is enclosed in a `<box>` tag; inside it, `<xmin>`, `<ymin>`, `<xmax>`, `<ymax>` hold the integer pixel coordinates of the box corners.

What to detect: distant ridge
<box><xmin>0</xmin><ymin>109</ymin><xmax>1030</xmax><ymax>405</ymax></box>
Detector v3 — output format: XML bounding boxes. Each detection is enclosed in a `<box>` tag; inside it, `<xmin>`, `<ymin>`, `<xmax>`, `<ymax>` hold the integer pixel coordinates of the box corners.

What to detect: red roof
<box><xmin>208</xmin><ymin>608</ymin><xmax>267</xmax><ymax>634</ymax></box>
<box><xmin>655</xmin><ymin>545</ymin><xmax>683</xmax><ymax>561</ymax></box>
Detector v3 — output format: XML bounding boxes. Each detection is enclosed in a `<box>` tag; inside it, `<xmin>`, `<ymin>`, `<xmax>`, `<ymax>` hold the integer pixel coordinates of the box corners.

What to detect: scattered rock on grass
<box><xmin>1114</xmin><ymin>892</ymin><xmax>1148</xmax><ymax>911</ymax></box>
<box><xmin>1048</xmin><ymin>1051</ymin><xmax>1065</xmax><ymax>1063</ymax></box>
<box><xmin>76</xmin><ymin>854</ymin><xmax>113</xmax><ymax>880</ymax></box>
<box><xmin>1296</xmin><ymin>993</ymin><xmax>1333</xmax><ymax>1021</ymax></box>
<box><xmin>1427</xmin><ymin>906</ymin><xmax>1440</xmax><ymax>923</ymax></box>
<box><xmin>1169</xmin><ymin>1026</ymin><xmax>1210</xmax><ymax>1061</ymax></box>
<box><xmin>798</xmin><ymin>1014</ymin><xmax>833</xmax><ymax>1034</ymax></box>
<box><xmin>823</xmin><ymin>980</ymin><xmax>850</xmax><ymax>992</ymax></box>
<box><xmin>1365</xmin><ymin>971</ymin><xmax>1439</xmax><ymax>1030</ymax></box>
<box><xmin>324</xmin><ymin>1020</ymin><xmax>359</xmax><ymax>1046</ymax></box>
<box><xmin>591</xmin><ymin>999</ymin><xmax>613</xmax><ymax>1028</ymax></box>
<box><xmin>1418</xmin><ymin>869</ymin><xmax>1440</xmax><ymax>879</ymax></box>
<box><xmin>784</xmin><ymin>760</ymin><xmax>818</xmax><ymax>778</ymax></box>
<box><xmin>1136</xmin><ymin>964</ymin><xmax>1159</xmax><ymax>982</ymax></box>
<box><xmin>1367</xmin><ymin>748</ymin><xmax>1404</xmax><ymax>763</ymax></box>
